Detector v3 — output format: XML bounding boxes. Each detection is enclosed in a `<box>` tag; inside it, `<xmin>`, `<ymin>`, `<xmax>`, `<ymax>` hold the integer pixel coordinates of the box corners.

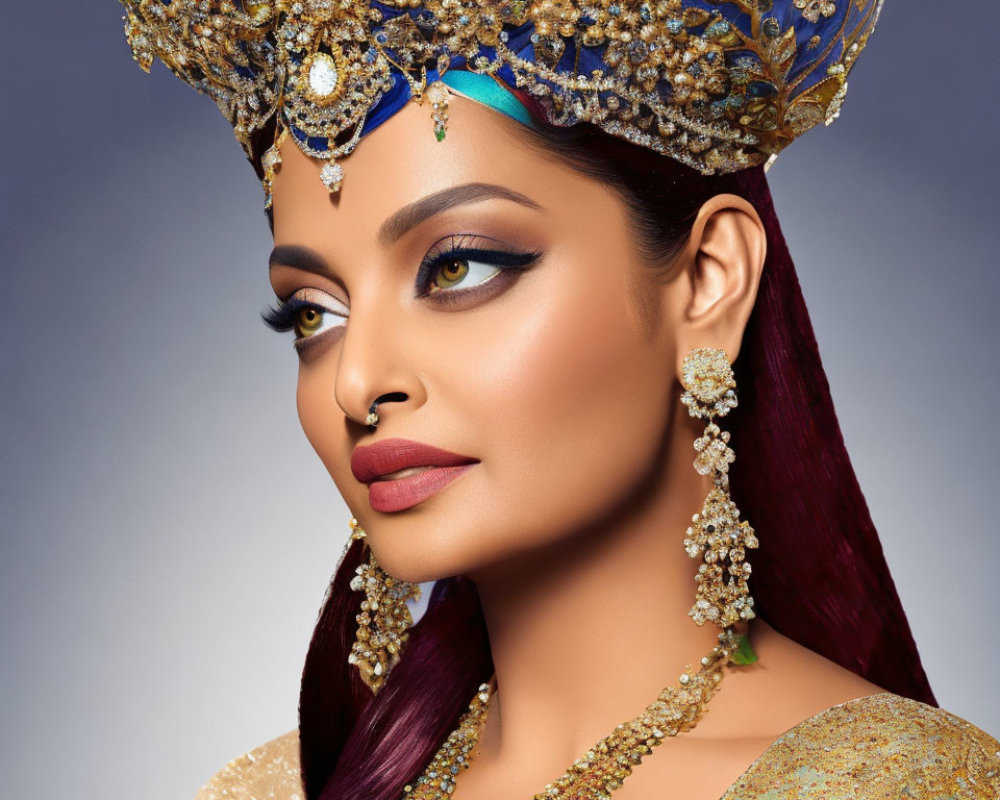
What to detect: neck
<box><xmin>468</xmin><ymin>417</ymin><xmax>723</xmax><ymax>771</ymax></box>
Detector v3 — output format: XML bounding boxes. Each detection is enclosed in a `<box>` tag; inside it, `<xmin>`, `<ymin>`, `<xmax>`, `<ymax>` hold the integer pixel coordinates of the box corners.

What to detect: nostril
<box><xmin>365</xmin><ymin>392</ymin><xmax>409</xmax><ymax>429</ymax></box>
<box><xmin>372</xmin><ymin>392</ymin><xmax>408</xmax><ymax>407</ymax></box>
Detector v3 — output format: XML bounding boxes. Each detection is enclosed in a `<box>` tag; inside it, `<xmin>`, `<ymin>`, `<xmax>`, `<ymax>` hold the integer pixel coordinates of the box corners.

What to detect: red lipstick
<box><xmin>351</xmin><ymin>438</ymin><xmax>478</xmax><ymax>513</ymax></box>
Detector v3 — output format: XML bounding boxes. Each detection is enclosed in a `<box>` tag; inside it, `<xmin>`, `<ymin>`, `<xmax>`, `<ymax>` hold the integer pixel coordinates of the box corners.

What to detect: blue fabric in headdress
<box><xmin>122</xmin><ymin>0</ymin><xmax>884</xmax><ymax>199</ymax></box>
<box><xmin>361</xmin><ymin>68</ymin><xmax>535</xmax><ymax>136</ymax></box>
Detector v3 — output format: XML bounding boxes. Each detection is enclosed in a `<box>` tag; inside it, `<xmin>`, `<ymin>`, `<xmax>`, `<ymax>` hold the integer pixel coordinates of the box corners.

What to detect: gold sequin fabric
<box><xmin>194</xmin><ymin>730</ymin><xmax>303</xmax><ymax>800</ymax></box>
<box><xmin>721</xmin><ymin>693</ymin><xmax>1000</xmax><ymax>799</ymax></box>
<box><xmin>195</xmin><ymin>694</ymin><xmax>1000</xmax><ymax>799</ymax></box>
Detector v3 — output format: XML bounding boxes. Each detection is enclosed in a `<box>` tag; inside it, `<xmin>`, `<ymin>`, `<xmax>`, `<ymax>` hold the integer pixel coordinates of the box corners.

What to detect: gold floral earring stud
<box><xmin>679</xmin><ymin>348</ymin><xmax>759</xmax><ymax>633</ymax></box>
<box><xmin>346</xmin><ymin>518</ymin><xmax>421</xmax><ymax>694</ymax></box>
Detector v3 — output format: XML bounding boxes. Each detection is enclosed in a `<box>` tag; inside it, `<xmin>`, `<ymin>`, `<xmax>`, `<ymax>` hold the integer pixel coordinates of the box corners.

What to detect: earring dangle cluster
<box><xmin>680</xmin><ymin>347</ymin><xmax>759</xmax><ymax>631</ymax></box>
<box><xmin>347</xmin><ymin>518</ymin><xmax>421</xmax><ymax>694</ymax></box>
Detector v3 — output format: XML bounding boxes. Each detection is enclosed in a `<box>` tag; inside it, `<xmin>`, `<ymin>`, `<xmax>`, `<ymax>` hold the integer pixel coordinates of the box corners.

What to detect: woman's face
<box><xmin>269</xmin><ymin>97</ymin><xmax>685</xmax><ymax>583</ymax></box>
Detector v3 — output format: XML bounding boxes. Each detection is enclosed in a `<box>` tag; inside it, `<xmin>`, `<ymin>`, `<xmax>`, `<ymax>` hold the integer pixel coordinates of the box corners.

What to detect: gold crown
<box><xmin>123</xmin><ymin>0</ymin><xmax>883</xmax><ymax>201</ymax></box>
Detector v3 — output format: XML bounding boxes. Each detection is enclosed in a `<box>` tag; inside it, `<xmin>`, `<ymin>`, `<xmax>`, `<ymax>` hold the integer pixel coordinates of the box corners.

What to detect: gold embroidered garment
<box><xmin>195</xmin><ymin>693</ymin><xmax>1000</xmax><ymax>799</ymax></box>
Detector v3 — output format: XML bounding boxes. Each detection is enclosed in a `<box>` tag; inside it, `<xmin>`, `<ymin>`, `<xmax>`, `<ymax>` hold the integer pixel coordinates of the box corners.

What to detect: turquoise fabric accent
<box><xmin>440</xmin><ymin>71</ymin><xmax>536</xmax><ymax>129</ymax></box>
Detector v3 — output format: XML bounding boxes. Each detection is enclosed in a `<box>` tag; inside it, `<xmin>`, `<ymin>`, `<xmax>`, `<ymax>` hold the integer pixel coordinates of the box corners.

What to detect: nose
<box><xmin>334</xmin><ymin>299</ymin><xmax>426</xmax><ymax>429</ymax></box>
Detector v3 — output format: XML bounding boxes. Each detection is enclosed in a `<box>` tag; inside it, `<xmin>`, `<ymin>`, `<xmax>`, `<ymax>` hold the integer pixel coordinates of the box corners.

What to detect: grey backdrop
<box><xmin>2</xmin><ymin>3</ymin><xmax>997</xmax><ymax>798</ymax></box>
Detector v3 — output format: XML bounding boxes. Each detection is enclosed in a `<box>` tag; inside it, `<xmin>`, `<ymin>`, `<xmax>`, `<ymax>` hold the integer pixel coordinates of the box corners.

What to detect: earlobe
<box><xmin>674</xmin><ymin>194</ymin><xmax>766</xmax><ymax>367</ymax></box>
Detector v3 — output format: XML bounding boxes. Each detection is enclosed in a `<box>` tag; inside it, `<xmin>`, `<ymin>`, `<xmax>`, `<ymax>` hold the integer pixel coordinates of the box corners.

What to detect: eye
<box><xmin>416</xmin><ymin>235</ymin><xmax>542</xmax><ymax>300</ymax></box>
<box><xmin>427</xmin><ymin>257</ymin><xmax>501</xmax><ymax>293</ymax></box>
<box><xmin>294</xmin><ymin>305</ymin><xmax>328</xmax><ymax>338</ymax></box>
<box><xmin>261</xmin><ymin>288</ymin><xmax>349</xmax><ymax>345</ymax></box>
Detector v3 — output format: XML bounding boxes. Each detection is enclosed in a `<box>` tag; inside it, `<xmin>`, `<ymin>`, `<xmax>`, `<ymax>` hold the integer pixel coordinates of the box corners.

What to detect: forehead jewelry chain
<box><xmin>401</xmin><ymin>631</ymin><xmax>738</xmax><ymax>799</ymax></box>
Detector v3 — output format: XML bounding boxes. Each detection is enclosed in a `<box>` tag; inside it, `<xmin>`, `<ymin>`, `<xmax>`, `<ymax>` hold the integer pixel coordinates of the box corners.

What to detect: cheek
<box><xmin>295</xmin><ymin>366</ymin><xmax>362</xmax><ymax>506</ymax></box>
<box><xmin>443</xmin><ymin>258</ymin><xmax>674</xmax><ymax>556</ymax></box>
<box><xmin>284</xmin><ymin>252</ymin><xmax>675</xmax><ymax>580</ymax></box>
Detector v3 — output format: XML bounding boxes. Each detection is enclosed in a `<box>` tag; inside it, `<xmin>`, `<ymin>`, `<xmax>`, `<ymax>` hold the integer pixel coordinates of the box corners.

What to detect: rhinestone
<box><xmin>320</xmin><ymin>161</ymin><xmax>344</xmax><ymax>192</ymax></box>
<box><xmin>262</xmin><ymin>141</ymin><xmax>281</xmax><ymax>166</ymax></box>
<box><xmin>308</xmin><ymin>53</ymin><xmax>339</xmax><ymax>97</ymax></box>
<box><xmin>425</xmin><ymin>81</ymin><xmax>449</xmax><ymax>105</ymax></box>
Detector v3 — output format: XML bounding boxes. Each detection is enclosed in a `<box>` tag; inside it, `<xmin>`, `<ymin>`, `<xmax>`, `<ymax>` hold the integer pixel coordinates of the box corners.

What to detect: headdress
<box><xmin>122</xmin><ymin>0</ymin><xmax>883</xmax><ymax>204</ymax></box>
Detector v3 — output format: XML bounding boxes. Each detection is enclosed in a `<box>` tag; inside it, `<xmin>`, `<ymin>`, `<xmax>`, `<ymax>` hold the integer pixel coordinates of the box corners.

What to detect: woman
<box><xmin>120</xmin><ymin>1</ymin><xmax>999</xmax><ymax>798</ymax></box>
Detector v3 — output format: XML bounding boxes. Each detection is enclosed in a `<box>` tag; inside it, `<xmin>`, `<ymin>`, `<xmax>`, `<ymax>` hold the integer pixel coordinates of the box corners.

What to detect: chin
<box><xmin>360</xmin><ymin>512</ymin><xmax>533</xmax><ymax>586</ymax></box>
<box><xmin>367</xmin><ymin>540</ymin><xmax>474</xmax><ymax>585</ymax></box>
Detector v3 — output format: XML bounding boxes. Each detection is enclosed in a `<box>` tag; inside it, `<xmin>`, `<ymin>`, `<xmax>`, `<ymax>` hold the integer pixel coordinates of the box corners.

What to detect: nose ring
<box><xmin>363</xmin><ymin>392</ymin><xmax>406</xmax><ymax>429</ymax></box>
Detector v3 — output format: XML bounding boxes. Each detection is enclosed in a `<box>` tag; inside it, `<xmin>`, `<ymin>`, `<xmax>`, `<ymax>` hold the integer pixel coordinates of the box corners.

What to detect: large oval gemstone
<box><xmin>308</xmin><ymin>53</ymin><xmax>340</xmax><ymax>98</ymax></box>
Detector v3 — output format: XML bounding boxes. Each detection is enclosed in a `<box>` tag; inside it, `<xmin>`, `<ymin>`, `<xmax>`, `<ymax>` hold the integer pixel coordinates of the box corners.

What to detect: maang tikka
<box><xmin>347</xmin><ymin>518</ymin><xmax>421</xmax><ymax>694</ymax></box>
<box><xmin>680</xmin><ymin>347</ymin><xmax>759</xmax><ymax>630</ymax></box>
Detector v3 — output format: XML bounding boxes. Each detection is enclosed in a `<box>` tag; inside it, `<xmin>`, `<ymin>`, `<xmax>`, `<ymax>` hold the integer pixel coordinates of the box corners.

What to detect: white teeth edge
<box><xmin>380</xmin><ymin>466</ymin><xmax>434</xmax><ymax>481</ymax></box>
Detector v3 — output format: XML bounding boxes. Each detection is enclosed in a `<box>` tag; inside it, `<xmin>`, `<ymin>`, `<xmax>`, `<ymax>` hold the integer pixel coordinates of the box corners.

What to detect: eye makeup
<box><xmin>262</xmin><ymin>233</ymin><xmax>543</xmax><ymax>351</ymax></box>
<box><xmin>415</xmin><ymin>233</ymin><xmax>542</xmax><ymax>305</ymax></box>
<box><xmin>261</xmin><ymin>290</ymin><xmax>349</xmax><ymax>355</ymax></box>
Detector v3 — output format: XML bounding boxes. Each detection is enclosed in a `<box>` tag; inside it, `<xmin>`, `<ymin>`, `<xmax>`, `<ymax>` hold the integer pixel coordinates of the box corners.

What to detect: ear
<box><xmin>669</xmin><ymin>193</ymin><xmax>766</xmax><ymax>370</ymax></box>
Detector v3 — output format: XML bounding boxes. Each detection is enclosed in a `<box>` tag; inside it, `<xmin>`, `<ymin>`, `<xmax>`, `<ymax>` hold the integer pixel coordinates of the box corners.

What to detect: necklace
<box><xmin>401</xmin><ymin>630</ymin><xmax>739</xmax><ymax>799</ymax></box>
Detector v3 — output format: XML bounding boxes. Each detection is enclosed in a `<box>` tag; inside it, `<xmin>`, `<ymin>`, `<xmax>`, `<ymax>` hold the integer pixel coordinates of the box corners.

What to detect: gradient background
<box><xmin>2</xmin><ymin>3</ymin><xmax>997</xmax><ymax>798</ymax></box>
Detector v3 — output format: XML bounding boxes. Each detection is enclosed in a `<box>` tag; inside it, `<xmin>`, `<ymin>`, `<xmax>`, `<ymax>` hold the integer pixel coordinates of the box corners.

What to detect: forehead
<box><xmin>270</xmin><ymin>96</ymin><xmax>625</xmax><ymax>249</ymax></box>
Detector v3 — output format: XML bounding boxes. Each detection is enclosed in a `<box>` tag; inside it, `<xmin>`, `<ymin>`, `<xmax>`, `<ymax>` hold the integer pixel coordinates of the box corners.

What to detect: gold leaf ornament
<box><xmin>121</xmin><ymin>0</ymin><xmax>886</xmax><ymax>198</ymax></box>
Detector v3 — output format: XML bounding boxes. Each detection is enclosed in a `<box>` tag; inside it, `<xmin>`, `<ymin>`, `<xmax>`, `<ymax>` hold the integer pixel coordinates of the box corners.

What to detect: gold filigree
<box><xmin>795</xmin><ymin>0</ymin><xmax>837</xmax><ymax>23</ymax></box>
<box><xmin>680</xmin><ymin>347</ymin><xmax>758</xmax><ymax>629</ymax></box>
<box><xmin>347</xmin><ymin>518</ymin><xmax>422</xmax><ymax>695</ymax></box>
<box><xmin>121</xmin><ymin>0</ymin><xmax>885</xmax><ymax>200</ymax></box>
<box><xmin>402</xmin><ymin>631</ymin><xmax>740</xmax><ymax>799</ymax></box>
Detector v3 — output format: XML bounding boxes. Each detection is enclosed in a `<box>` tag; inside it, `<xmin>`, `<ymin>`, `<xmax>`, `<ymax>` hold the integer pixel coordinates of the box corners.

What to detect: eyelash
<box><xmin>415</xmin><ymin>235</ymin><xmax>542</xmax><ymax>297</ymax></box>
<box><xmin>261</xmin><ymin>236</ymin><xmax>542</xmax><ymax>339</ymax></box>
<box><xmin>260</xmin><ymin>295</ymin><xmax>326</xmax><ymax>336</ymax></box>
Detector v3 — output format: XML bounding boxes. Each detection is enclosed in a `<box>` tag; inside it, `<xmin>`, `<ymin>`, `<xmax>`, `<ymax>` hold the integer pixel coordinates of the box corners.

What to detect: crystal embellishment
<box><xmin>306</xmin><ymin>52</ymin><xmax>340</xmax><ymax>100</ymax></box>
<box><xmin>122</xmin><ymin>0</ymin><xmax>885</xmax><ymax>204</ymax></box>
<box><xmin>685</xmin><ymin>488</ymin><xmax>758</xmax><ymax>626</ymax></box>
<box><xmin>681</xmin><ymin>347</ymin><xmax>737</xmax><ymax>418</ymax></box>
<box><xmin>320</xmin><ymin>161</ymin><xmax>344</xmax><ymax>192</ymax></box>
<box><xmin>401</xmin><ymin>632</ymin><xmax>741</xmax><ymax>799</ymax></box>
<box><xmin>261</xmin><ymin>144</ymin><xmax>281</xmax><ymax>174</ymax></box>
<box><xmin>680</xmin><ymin>347</ymin><xmax>758</xmax><ymax>630</ymax></box>
<box><xmin>347</xmin><ymin>519</ymin><xmax>421</xmax><ymax>695</ymax></box>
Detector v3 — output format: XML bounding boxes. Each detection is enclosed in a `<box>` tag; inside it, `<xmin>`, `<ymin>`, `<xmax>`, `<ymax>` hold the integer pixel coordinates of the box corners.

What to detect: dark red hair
<box><xmin>295</xmin><ymin>110</ymin><xmax>935</xmax><ymax>800</ymax></box>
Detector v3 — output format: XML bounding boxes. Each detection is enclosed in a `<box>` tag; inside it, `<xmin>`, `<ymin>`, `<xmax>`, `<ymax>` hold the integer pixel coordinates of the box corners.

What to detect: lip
<box><xmin>351</xmin><ymin>438</ymin><xmax>479</xmax><ymax>513</ymax></box>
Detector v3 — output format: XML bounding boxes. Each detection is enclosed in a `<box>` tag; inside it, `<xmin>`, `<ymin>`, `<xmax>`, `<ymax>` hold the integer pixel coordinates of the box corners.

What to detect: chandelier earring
<box><xmin>347</xmin><ymin>518</ymin><xmax>421</xmax><ymax>694</ymax></box>
<box><xmin>679</xmin><ymin>348</ymin><xmax>759</xmax><ymax>635</ymax></box>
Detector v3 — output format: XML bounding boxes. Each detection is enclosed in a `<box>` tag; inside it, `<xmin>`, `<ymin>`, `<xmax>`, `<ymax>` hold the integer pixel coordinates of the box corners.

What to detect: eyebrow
<box><xmin>268</xmin><ymin>182</ymin><xmax>543</xmax><ymax>277</ymax></box>
<box><xmin>269</xmin><ymin>244</ymin><xmax>331</xmax><ymax>279</ymax></box>
<box><xmin>377</xmin><ymin>182</ymin><xmax>543</xmax><ymax>245</ymax></box>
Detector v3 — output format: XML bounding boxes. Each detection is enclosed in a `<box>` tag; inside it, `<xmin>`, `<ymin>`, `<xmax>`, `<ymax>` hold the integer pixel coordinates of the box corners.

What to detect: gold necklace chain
<box><xmin>401</xmin><ymin>630</ymin><xmax>739</xmax><ymax>799</ymax></box>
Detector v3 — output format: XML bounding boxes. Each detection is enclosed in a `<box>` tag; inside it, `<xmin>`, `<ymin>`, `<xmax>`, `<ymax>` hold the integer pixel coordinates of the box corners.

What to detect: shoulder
<box><xmin>723</xmin><ymin>693</ymin><xmax>1000</xmax><ymax>799</ymax></box>
<box><xmin>194</xmin><ymin>729</ymin><xmax>303</xmax><ymax>800</ymax></box>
